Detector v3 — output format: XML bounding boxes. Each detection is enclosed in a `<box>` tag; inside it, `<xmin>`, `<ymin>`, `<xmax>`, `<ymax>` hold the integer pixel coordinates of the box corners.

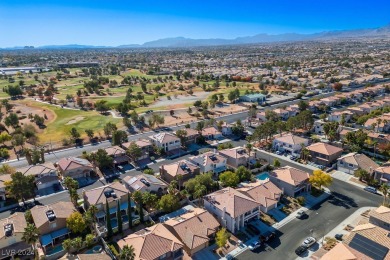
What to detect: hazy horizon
<box><xmin>0</xmin><ymin>0</ymin><xmax>389</xmax><ymax>47</ymax></box>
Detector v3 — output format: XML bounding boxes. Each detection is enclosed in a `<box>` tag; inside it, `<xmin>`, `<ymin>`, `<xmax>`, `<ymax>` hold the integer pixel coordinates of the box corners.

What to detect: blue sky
<box><xmin>0</xmin><ymin>0</ymin><xmax>389</xmax><ymax>47</ymax></box>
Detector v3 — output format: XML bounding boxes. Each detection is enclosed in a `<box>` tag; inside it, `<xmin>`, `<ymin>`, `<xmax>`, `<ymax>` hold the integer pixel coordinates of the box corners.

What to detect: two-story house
<box><xmin>175</xmin><ymin>128</ymin><xmax>199</xmax><ymax>145</ymax></box>
<box><xmin>328</xmin><ymin>111</ymin><xmax>353</xmax><ymax>123</ymax></box>
<box><xmin>201</xmin><ymin>127</ymin><xmax>223</xmax><ymax>140</ymax></box>
<box><xmin>204</xmin><ymin>187</ymin><xmax>261</xmax><ymax>233</ymax></box>
<box><xmin>369</xmin><ymin>206</ymin><xmax>390</xmax><ymax>231</ymax></box>
<box><xmin>117</xmin><ymin>223</ymin><xmax>184</xmax><ymax>260</ymax></box>
<box><xmin>122</xmin><ymin>139</ymin><xmax>152</xmax><ymax>161</ymax></box>
<box><xmin>272</xmin><ymin>134</ymin><xmax>309</xmax><ymax>156</ymax></box>
<box><xmin>83</xmin><ymin>182</ymin><xmax>137</xmax><ymax>234</ymax></box>
<box><xmin>0</xmin><ymin>213</ymin><xmax>30</xmax><ymax>259</ymax></box>
<box><xmin>219</xmin><ymin>147</ymin><xmax>254</xmax><ymax>168</ymax></box>
<box><xmin>149</xmin><ymin>132</ymin><xmax>181</xmax><ymax>152</ymax></box>
<box><xmin>104</xmin><ymin>146</ymin><xmax>130</xmax><ymax>168</ymax></box>
<box><xmin>306</xmin><ymin>142</ymin><xmax>343</xmax><ymax>167</ymax></box>
<box><xmin>337</xmin><ymin>152</ymin><xmax>379</xmax><ymax>175</ymax></box>
<box><xmin>269</xmin><ymin>166</ymin><xmax>311</xmax><ymax>197</ymax></box>
<box><xmin>123</xmin><ymin>174</ymin><xmax>168</xmax><ymax>195</ymax></box>
<box><xmin>188</xmin><ymin>151</ymin><xmax>227</xmax><ymax>175</ymax></box>
<box><xmin>57</xmin><ymin>157</ymin><xmax>95</xmax><ymax>180</ymax></box>
<box><xmin>159</xmin><ymin>160</ymin><xmax>200</xmax><ymax>187</ymax></box>
<box><xmin>31</xmin><ymin>201</ymin><xmax>76</xmax><ymax>253</ymax></box>
<box><xmin>19</xmin><ymin>162</ymin><xmax>59</xmax><ymax>191</ymax></box>
<box><xmin>373</xmin><ymin>165</ymin><xmax>390</xmax><ymax>185</ymax></box>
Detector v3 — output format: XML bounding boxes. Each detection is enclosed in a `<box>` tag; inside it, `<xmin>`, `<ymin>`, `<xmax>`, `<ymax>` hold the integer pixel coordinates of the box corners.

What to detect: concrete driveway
<box><xmin>268</xmin><ymin>208</ymin><xmax>287</xmax><ymax>222</ymax></box>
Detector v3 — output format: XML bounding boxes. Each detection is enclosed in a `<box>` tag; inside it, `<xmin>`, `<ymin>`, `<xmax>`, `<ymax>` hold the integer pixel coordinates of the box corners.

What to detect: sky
<box><xmin>0</xmin><ymin>0</ymin><xmax>389</xmax><ymax>47</ymax></box>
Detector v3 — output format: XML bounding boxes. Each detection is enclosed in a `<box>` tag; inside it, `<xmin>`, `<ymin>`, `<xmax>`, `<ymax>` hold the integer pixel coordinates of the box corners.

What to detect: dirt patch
<box><xmin>65</xmin><ymin>116</ymin><xmax>85</xmax><ymax>125</ymax></box>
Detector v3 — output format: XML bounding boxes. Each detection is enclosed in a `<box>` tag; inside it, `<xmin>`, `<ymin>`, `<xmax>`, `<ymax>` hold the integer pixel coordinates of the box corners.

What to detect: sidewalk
<box><xmin>296</xmin><ymin>206</ymin><xmax>374</xmax><ymax>260</ymax></box>
<box><xmin>331</xmin><ymin>170</ymin><xmax>366</xmax><ymax>189</ymax></box>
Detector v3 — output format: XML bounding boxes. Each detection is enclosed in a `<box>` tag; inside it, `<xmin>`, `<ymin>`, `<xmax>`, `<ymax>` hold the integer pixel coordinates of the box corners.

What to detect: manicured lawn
<box><xmin>25</xmin><ymin>101</ymin><xmax>121</xmax><ymax>143</ymax></box>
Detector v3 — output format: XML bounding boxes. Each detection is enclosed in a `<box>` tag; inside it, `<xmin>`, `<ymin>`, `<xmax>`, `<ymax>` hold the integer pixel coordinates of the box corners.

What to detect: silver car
<box><xmin>302</xmin><ymin>237</ymin><xmax>316</xmax><ymax>248</ymax></box>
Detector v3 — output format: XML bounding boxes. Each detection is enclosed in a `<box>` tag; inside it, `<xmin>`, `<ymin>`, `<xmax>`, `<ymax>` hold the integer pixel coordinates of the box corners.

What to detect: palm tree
<box><xmin>380</xmin><ymin>183</ymin><xmax>389</xmax><ymax>205</ymax></box>
<box><xmin>118</xmin><ymin>245</ymin><xmax>136</xmax><ymax>260</ymax></box>
<box><xmin>22</xmin><ymin>224</ymin><xmax>39</xmax><ymax>250</ymax></box>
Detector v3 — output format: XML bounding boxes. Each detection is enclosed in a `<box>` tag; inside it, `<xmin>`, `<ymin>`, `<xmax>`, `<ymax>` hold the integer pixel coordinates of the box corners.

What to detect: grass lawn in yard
<box><xmin>22</xmin><ymin>100</ymin><xmax>121</xmax><ymax>143</ymax></box>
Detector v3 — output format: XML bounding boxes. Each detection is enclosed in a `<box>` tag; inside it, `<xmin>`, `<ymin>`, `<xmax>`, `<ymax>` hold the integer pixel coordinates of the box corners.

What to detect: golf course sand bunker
<box><xmin>66</xmin><ymin>116</ymin><xmax>85</xmax><ymax>125</ymax></box>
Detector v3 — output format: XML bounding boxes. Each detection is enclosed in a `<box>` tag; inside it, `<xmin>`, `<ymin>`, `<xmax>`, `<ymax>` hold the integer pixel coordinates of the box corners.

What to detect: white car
<box><xmin>248</xmin><ymin>241</ymin><xmax>261</xmax><ymax>251</ymax></box>
<box><xmin>302</xmin><ymin>237</ymin><xmax>316</xmax><ymax>248</ymax></box>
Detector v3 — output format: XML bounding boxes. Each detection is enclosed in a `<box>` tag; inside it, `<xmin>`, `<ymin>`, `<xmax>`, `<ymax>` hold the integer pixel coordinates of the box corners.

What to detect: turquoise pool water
<box><xmin>256</xmin><ymin>172</ymin><xmax>270</xmax><ymax>180</ymax></box>
<box><xmin>46</xmin><ymin>244</ymin><xmax>64</xmax><ymax>256</ymax></box>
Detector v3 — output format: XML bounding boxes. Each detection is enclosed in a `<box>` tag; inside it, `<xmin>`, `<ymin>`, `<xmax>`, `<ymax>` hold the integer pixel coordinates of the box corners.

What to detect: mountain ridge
<box><xmin>2</xmin><ymin>24</ymin><xmax>390</xmax><ymax>50</ymax></box>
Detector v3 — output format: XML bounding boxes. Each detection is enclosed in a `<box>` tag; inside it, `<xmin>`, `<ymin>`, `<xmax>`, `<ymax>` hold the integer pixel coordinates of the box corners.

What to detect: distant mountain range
<box><xmin>3</xmin><ymin>24</ymin><xmax>390</xmax><ymax>50</ymax></box>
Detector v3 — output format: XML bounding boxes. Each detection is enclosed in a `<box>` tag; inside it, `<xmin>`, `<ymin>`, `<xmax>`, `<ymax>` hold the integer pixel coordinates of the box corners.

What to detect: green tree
<box><xmin>380</xmin><ymin>183</ymin><xmax>389</xmax><ymax>205</ymax></box>
<box><xmin>236</xmin><ymin>166</ymin><xmax>252</xmax><ymax>182</ymax></box>
<box><xmin>106</xmin><ymin>199</ymin><xmax>113</xmax><ymax>238</ymax></box>
<box><xmin>4</xmin><ymin>113</ymin><xmax>19</xmax><ymax>129</ymax></box>
<box><xmin>91</xmin><ymin>149</ymin><xmax>113</xmax><ymax>169</ymax></box>
<box><xmin>216</xmin><ymin>228</ymin><xmax>230</xmax><ymax>249</ymax></box>
<box><xmin>142</xmin><ymin>192</ymin><xmax>158</xmax><ymax>209</ymax></box>
<box><xmin>126</xmin><ymin>142</ymin><xmax>142</xmax><ymax>162</ymax></box>
<box><xmin>85</xmin><ymin>129</ymin><xmax>94</xmax><ymax>139</ymax></box>
<box><xmin>85</xmin><ymin>234</ymin><xmax>95</xmax><ymax>247</ymax></box>
<box><xmin>117</xmin><ymin>200</ymin><xmax>123</xmax><ymax>235</ymax></box>
<box><xmin>0</xmin><ymin>132</ymin><xmax>11</xmax><ymax>146</ymax></box>
<box><xmin>66</xmin><ymin>212</ymin><xmax>87</xmax><ymax>234</ymax></box>
<box><xmin>355</xmin><ymin>168</ymin><xmax>370</xmax><ymax>182</ymax></box>
<box><xmin>118</xmin><ymin>245</ymin><xmax>136</xmax><ymax>260</ymax></box>
<box><xmin>273</xmin><ymin>158</ymin><xmax>281</xmax><ymax>168</ymax></box>
<box><xmin>127</xmin><ymin>193</ymin><xmax>133</xmax><ymax>229</ymax></box>
<box><xmin>158</xmin><ymin>194</ymin><xmax>180</xmax><ymax>213</ymax></box>
<box><xmin>219</xmin><ymin>171</ymin><xmax>240</xmax><ymax>187</ymax></box>
<box><xmin>22</xmin><ymin>224</ymin><xmax>39</xmax><ymax>250</ymax></box>
<box><xmin>112</xmin><ymin>130</ymin><xmax>128</xmax><ymax>145</ymax></box>
<box><xmin>0</xmin><ymin>164</ymin><xmax>15</xmax><ymax>175</ymax></box>
<box><xmin>175</xmin><ymin>129</ymin><xmax>187</xmax><ymax>147</ymax></box>
<box><xmin>69</xmin><ymin>127</ymin><xmax>80</xmax><ymax>140</ymax></box>
<box><xmin>5</xmin><ymin>172</ymin><xmax>35</xmax><ymax>203</ymax></box>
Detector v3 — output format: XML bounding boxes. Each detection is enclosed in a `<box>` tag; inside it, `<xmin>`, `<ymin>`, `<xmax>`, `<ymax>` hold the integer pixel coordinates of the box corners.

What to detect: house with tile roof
<box><xmin>320</xmin><ymin>242</ymin><xmax>371</xmax><ymax>260</ymax></box>
<box><xmin>31</xmin><ymin>201</ymin><xmax>76</xmax><ymax>252</ymax></box>
<box><xmin>123</xmin><ymin>174</ymin><xmax>168</xmax><ymax>195</ymax></box>
<box><xmin>269</xmin><ymin>166</ymin><xmax>311</xmax><ymax>197</ymax></box>
<box><xmin>0</xmin><ymin>213</ymin><xmax>30</xmax><ymax>259</ymax></box>
<box><xmin>306</xmin><ymin>142</ymin><xmax>343</xmax><ymax>167</ymax></box>
<box><xmin>219</xmin><ymin>146</ymin><xmax>254</xmax><ymax>168</ymax></box>
<box><xmin>368</xmin><ymin>206</ymin><xmax>390</xmax><ymax>231</ymax></box>
<box><xmin>201</xmin><ymin>126</ymin><xmax>223</xmax><ymax>140</ymax></box>
<box><xmin>175</xmin><ymin>128</ymin><xmax>199</xmax><ymax>145</ymax></box>
<box><xmin>121</xmin><ymin>139</ymin><xmax>152</xmax><ymax>161</ymax></box>
<box><xmin>374</xmin><ymin>165</ymin><xmax>390</xmax><ymax>185</ymax></box>
<box><xmin>272</xmin><ymin>134</ymin><xmax>309</xmax><ymax>156</ymax></box>
<box><xmin>104</xmin><ymin>145</ymin><xmax>130</xmax><ymax>167</ymax></box>
<box><xmin>159</xmin><ymin>160</ymin><xmax>200</xmax><ymax>187</ymax></box>
<box><xmin>188</xmin><ymin>151</ymin><xmax>227</xmax><ymax>175</ymax></box>
<box><xmin>237</xmin><ymin>180</ymin><xmax>282</xmax><ymax>213</ymax></box>
<box><xmin>117</xmin><ymin>223</ymin><xmax>184</xmax><ymax>260</ymax></box>
<box><xmin>164</xmin><ymin>207</ymin><xmax>220</xmax><ymax>256</ymax></box>
<box><xmin>18</xmin><ymin>162</ymin><xmax>59</xmax><ymax>191</ymax></box>
<box><xmin>203</xmin><ymin>187</ymin><xmax>261</xmax><ymax>233</ymax></box>
<box><xmin>57</xmin><ymin>157</ymin><xmax>95</xmax><ymax>180</ymax></box>
<box><xmin>83</xmin><ymin>182</ymin><xmax>137</xmax><ymax>235</ymax></box>
<box><xmin>337</xmin><ymin>152</ymin><xmax>379</xmax><ymax>175</ymax></box>
<box><xmin>149</xmin><ymin>132</ymin><xmax>181</xmax><ymax>152</ymax></box>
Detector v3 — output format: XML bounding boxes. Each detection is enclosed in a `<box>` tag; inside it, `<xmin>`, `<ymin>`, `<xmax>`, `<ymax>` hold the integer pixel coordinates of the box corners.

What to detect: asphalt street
<box><xmin>237</xmin><ymin>152</ymin><xmax>382</xmax><ymax>260</ymax></box>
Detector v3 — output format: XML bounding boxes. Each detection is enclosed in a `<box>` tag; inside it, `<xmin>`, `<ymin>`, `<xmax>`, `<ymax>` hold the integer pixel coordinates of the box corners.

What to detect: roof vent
<box><xmin>46</xmin><ymin>210</ymin><xmax>56</xmax><ymax>222</ymax></box>
<box><xmin>104</xmin><ymin>189</ymin><xmax>114</xmax><ymax>198</ymax></box>
<box><xmin>4</xmin><ymin>223</ymin><xmax>13</xmax><ymax>237</ymax></box>
<box><xmin>111</xmin><ymin>192</ymin><xmax>117</xmax><ymax>199</ymax></box>
<box><xmin>140</xmin><ymin>178</ymin><xmax>150</xmax><ymax>187</ymax></box>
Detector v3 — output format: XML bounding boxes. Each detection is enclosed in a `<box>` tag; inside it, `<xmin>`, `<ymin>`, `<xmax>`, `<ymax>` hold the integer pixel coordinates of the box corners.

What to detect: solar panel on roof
<box><xmin>348</xmin><ymin>233</ymin><xmax>389</xmax><ymax>260</ymax></box>
<box><xmin>128</xmin><ymin>177</ymin><xmax>137</xmax><ymax>185</ymax></box>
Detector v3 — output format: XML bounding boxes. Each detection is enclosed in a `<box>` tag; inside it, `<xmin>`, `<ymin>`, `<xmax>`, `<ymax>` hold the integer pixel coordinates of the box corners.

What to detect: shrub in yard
<box><xmin>297</xmin><ymin>196</ymin><xmax>306</xmax><ymax>206</ymax></box>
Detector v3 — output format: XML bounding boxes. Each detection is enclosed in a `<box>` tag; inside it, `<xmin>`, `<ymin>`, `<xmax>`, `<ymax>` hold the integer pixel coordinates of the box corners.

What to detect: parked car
<box><xmin>302</xmin><ymin>237</ymin><xmax>316</xmax><ymax>248</ymax></box>
<box><xmin>247</xmin><ymin>223</ymin><xmax>261</xmax><ymax>235</ymax></box>
<box><xmin>296</xmin><ymin>210</ymin><xmax>307</xmax><ymax>219</ymax></box>
<box><xmin>275</xmin><ymin>151</ymin><xmax>282</xmax><ymax>155</ymax></box>
<box><xmin>225</xmin><ymin>254</ymin><xmax>234</xmax><ymax>260</ymax></box>
<box><xmin>248</xmin><ymin>241</ymin><xmax>261</xmax><ymax>251</ymax></box>
<box><xmin>260</xmin><ymin>231</ymin><xmax>276</xmax><ymax>242</ymax></box>
<box><xmin>364</xmin><ymin>186</ymin><xmax>377</xmax><ymax>194</ymax></box>
<box><xmin>295</xmin><ymin>245</ymin><xmax>307</xmax><ymax>256</ymax></box>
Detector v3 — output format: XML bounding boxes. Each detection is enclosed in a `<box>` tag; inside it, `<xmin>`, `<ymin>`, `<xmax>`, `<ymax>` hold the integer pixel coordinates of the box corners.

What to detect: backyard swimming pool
<box><xmin>256</xmin><ymin>172</ymin><xmax>270</xmax><ymax>181</ymax></box>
